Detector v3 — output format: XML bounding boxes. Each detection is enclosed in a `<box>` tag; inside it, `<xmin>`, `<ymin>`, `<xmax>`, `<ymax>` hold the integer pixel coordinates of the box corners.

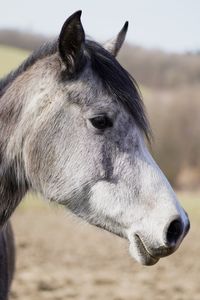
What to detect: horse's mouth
<box><xmin>129</xmin><ymin>234</ymin><xmax>159</xmax><ymax>266</ymax></box>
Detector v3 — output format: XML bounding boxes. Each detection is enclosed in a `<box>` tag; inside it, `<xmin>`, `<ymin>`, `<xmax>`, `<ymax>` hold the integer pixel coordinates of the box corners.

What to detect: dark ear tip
<box><xmin>72</xmin><ymin>10</ymin><xmax>82</xmax><ymax>19</ymax></box>
<box><xmin>75</xmin><ymin>10</ymin><xmax>82</xmax><ymax>17</ymax></box>
<box><xmin>123</xmin><ymin>21</ymin><xmax>129</xmax><ymax>32</ymax></box>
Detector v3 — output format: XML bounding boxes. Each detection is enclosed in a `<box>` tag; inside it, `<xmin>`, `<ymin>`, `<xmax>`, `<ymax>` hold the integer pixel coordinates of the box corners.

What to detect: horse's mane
<box><xmin>0</xmin><ymin>39</ymin><xmax>150</xmax><ymax>139</ymax></box>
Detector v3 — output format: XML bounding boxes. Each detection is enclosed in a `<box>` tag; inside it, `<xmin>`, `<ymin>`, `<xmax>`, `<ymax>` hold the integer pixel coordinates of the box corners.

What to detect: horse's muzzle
<box><xmin>128</xmin><ymin>214</ymin><xmax>190</xmax><ymax>266</ymax></box>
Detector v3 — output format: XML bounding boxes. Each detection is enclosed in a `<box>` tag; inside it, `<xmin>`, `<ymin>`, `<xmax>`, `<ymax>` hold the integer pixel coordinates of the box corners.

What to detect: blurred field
<box><xmin>9</xmin><ymin>192</ymin><xmax>200</xmax><ymax>300</ymax></box>
<box><xmin>0</xmin><ymin>45</ymin><xmax>29</xmax><ymax>78</ymax></box>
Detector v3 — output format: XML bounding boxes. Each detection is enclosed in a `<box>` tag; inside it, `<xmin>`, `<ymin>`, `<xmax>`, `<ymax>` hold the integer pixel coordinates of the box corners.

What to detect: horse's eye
<box><xmin>89</xmin><ymin>116</ymin><xmax>113</xmax><ymax>130</ymax></box>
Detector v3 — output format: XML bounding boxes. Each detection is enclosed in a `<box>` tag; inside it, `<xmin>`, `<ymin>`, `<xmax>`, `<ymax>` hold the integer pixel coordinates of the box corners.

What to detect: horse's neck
<box><xmin>0</xmin><ymin>86</ymin><xmax>28</xmax><ymax>226</ymax></box>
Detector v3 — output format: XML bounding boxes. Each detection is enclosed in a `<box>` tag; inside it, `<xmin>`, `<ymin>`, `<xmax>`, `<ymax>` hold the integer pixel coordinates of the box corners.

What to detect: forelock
<box><xmin>84</xmin><ymin>40</ymin><xmax>151</xmax><ymax>139</ymax></box>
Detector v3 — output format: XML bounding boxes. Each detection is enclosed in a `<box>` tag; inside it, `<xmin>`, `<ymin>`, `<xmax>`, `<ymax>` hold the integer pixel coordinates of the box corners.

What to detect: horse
<box><xmin>0</xmin><ymin>11</ymin><xmax>190</xmax><ymax>299</ymax></box>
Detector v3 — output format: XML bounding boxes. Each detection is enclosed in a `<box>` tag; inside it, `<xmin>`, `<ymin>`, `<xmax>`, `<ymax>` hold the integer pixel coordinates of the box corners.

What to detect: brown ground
<box><xmin>10</xmin><ymin>194</ymin><xmax>200</xmax><ymax>300</ymax></box>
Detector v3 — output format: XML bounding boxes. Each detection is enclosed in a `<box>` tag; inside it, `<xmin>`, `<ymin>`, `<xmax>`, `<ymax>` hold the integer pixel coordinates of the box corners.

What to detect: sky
<box><xmin>0</xmin><ymin>0</ymin><xmax>199</xmax><ymax>53</ymax></box>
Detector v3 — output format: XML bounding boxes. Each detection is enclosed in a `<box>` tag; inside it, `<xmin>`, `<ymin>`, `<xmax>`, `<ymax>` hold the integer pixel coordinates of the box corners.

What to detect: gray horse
<box><xmin>0</xmin><ymin>11</ymin><xmax>189</xmax><ymax>299</ymax></box>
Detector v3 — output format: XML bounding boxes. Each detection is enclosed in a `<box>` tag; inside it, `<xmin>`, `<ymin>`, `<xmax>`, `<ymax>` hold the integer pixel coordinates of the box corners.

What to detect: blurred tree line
<box><xmin>119</xmin><ymin>46</ymin><xmax>200</xmax><ymax>189</ymax></box>
<box><xmin>0</xmin><ymin>29</ymin><xmax>200</xmax><ymax>189</ymax></box>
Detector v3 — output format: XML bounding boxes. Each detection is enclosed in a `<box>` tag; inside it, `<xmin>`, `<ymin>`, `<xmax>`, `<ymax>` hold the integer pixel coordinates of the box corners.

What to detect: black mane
<box><xmin>0</xmin><ymin>39</ymin><xmax>150</xmax><ymax>138</ymax></box>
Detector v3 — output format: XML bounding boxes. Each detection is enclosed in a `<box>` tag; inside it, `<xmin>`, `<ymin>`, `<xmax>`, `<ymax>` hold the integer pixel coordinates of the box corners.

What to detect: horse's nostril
<box><xmin>166</xmin><ymin>219</ymin><xmax>183</xmax><ymax>247</ymax></box>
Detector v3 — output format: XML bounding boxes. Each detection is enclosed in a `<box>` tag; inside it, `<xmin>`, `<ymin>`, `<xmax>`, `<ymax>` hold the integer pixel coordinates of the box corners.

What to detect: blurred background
<box><xmin>0</xmin><ymin>1</ymin><xmax>200</xmax><ymax>300</ymax></box>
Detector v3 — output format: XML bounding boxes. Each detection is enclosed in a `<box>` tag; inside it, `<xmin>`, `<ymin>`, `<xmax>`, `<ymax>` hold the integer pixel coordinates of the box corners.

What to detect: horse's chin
<box><xmin>129</xmin><ymin>235</ymin><xmax>159</xmax><ymax>266</ymax></box>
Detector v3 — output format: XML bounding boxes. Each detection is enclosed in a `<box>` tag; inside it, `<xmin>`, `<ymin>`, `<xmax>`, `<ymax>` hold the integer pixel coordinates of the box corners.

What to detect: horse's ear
<box><xmin>104</xmin><ymin>21</ymin><xmax>128</xmax><ymax>57</ymax></box>
<box><xmin>58</xmin><ymin>11</ymin><xmax>85</xmax><ymax>75</ymax></box>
